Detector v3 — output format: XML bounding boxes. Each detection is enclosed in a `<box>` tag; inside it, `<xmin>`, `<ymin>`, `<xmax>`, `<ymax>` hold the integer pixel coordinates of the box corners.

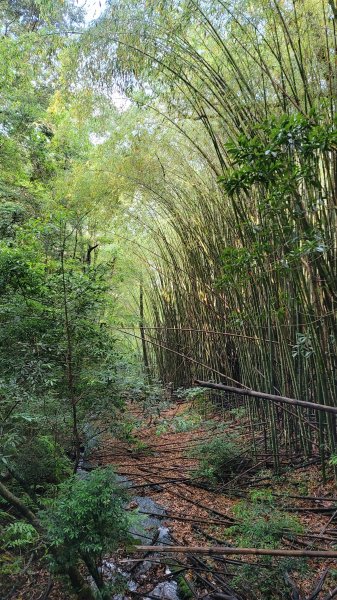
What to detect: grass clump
<box><xmin>231</xmin><ymin>490</ymin><xmax>303</xmax><ymax>547</ymax></box>
<box><xmin>175</xmin><ymin>387</ymin><xmax>211</xmax><ymax>416</ymax></box>
<box><xmin>156</xmin><ymin>410</ymin><xmax>202</xmax><ymax>435</ymax></box>
<box><xmin>227</xmin><ymin>490</ymin><xmax>307</xmax><ymax>600</ymax></box>
<box><xmin>189</xmin><ymin>434</ymin><xmax>251</xmax><ymax>487</ymax></box>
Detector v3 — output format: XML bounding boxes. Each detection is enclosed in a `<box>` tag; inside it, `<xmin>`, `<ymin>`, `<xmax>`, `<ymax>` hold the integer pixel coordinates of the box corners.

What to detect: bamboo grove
<box><xmin>73</xmin><ymin>0</ymin><xmax>337</xmax><ymax>477</ymax></box>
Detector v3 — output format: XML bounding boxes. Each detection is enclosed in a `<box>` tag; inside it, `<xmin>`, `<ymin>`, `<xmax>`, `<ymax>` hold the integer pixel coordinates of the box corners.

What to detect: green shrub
<box><xmin>190</xmin><ymin>435</ymin><xmax>251</xmax><ymax>487</ymax></box>
<box><xmin>228</xmin><ymin>492</ymin><xmax>306</xmax><ymax>600</ymax></box>
<box><xmin>1</xmin><ymin>521</ymin><xmax>39</xmax><ymax>579</ymax></box>
<box><xmin>14</xmin><ymin>435</ymin><xmax>72</xmax><ymax>490</ymax></box>
<box><xmin>41</xmin><ymin>467</ymin><xmax>135</xmax><ymax>569</ymax></box>
<box><xmin>112</xmin><ymin>413</ymin><xmax>142</xmax><ymax>443</ymax></box>
<box><xmin>117</xmin><ymin>377</ymin><xmax>169</xmax><ymax>417</ymax></box>
<box><xmin>156</xmin><ymin>411</ymin><xmax>202</xmax><ymax>435</ymax></box>
<box><xmin>175</xmin><ymin>387</ymin><xmax>210</xmax><ymax>415</ymax></box>
<box><xmin>231</xmin><ymin>490</ymin><xmax>303</xmax><ymax>548</ymax></box>
<box><xmin>229</xmin><ymin>406</ymin><xmax>247</xmax><ymax>421</ymax></box>
<box><xmin>129</xmin><ymin>438</ymin><xmax>153</xmax><ymax>455</ymax></box>
<box><xmin>3</xmin><ymin>522</ymin><xmax>39</xmax><ymax>549</ymax></box>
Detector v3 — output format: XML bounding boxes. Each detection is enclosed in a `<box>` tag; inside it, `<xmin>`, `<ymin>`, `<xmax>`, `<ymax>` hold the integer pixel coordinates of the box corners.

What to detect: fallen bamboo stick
<box><xmin>135</xmin><ymin>545</ymin><xmax>337</xmax><ymax>558</ymax></box>
<box><xmin>194</xmin><ymin>380</ymin><xmax>337</xmax><ymax>415</ymax></box>
<box><xmin>137</xmin><ymin>510</ymin><xmax>231</xmax><ymax>526</ymax></box>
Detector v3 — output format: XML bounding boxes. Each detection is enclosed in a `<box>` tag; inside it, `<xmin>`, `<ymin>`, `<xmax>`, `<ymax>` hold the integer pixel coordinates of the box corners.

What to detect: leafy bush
<box><xmin>14</xmin><ymin>435</ymin><xmax>72</xmax><ymax>490</ymax></box>
<box><xmin>175</xmin><ymin>387</ymin><xmax>210</xmax><ymax>415</ymax></box>
<box><xmin>116</xmin><ymin>375</ymin><xmax>168</xmax><ymax>417</ymax></box>
<box><xmin>190</xmin><ymin>435</ymin><xmax>251</xmax><ymax>487</ymax></box>
<box><xmin>228</xmin><ymin>491</ymin><xmax>306</xmax><ymax>599</ymax></box>
<box><xmin>231</xmin><ymin>490</ymin><xmax>303</xmax><ymax>548</ymax></box>
<box><xmin>3</xmin><ymin>522</ymin><xmax>39</xmax><ymax>549</ymax></box>
<box><xmin>229</xmin><ymin>406</ymin><xmax>247</xmax><ymax>421</ymax></box>
<box><xmin>123</xmin><ymin>437</ymin><xmax>152</xmax><ymax>456</ymax></box>
<box><xmin>112</xmin><ymin>413</ymin><xmax>142</xmax><ymax>443</ymax></box>
<box><xmin>111</xmin><ymin>414</ymin><xmax>153</xmax><ymax>455</ymax></box>
<box><xmin>41</xmin><ymin>467</ymin><xmax>134</xmax><ymax>569</ymax></box>
<box><xmin>1</xmin><ymin>521</ymin><xmax>39</xmax><ymax>579</ymax></box>
<box><xmin>156</xmin><ymin>411</ymin><xmax>202</xmax><ymax>435</ymax></box>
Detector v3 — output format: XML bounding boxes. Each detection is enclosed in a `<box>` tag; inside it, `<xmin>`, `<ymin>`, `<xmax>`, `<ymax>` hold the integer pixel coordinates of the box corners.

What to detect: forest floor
<box><xmin>15</xmin><ymin>400</ymin><xmax>337</xmax><ymax>599</ymax></box>
<box><xmin>92</xmin><ymin>400</ymin><xmax>337</xmax><ymax>600</ymax></box>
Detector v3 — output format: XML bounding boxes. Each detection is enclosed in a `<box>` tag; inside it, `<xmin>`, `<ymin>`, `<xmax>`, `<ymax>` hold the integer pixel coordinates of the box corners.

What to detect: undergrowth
<box><xmin>227</xmin><ymin>491</ymin><xmax>307</xmax><ymax>600</ymax></box>
<box><xmin>189</xmin><ymin>434</ymin><xmax>252</xmax><ymax>487</ymax></box>
<box><xmin>156</xmin><ymin>410</ymin><xmax>203</xmax><ymax>435</ymax></box>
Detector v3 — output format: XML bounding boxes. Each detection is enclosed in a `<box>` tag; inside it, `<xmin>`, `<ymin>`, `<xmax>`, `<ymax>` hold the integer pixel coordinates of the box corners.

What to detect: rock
<box><xmin>129</xmin><ymin>495</ymin><xmax>166</xmax><ymax>543</ymax></box>
<box><xmin>131</xmin><ymin>558</ymin><xmax>155</xmax><ymax>578</ymax></box>
<box><xmin>157</xmin><ymin>526</ymin><xmax>172</xmax><ymax>545</ymax></box>
<box><xmin>115</xmin><ymin>474</ymin><xmax>134</xmax><ymax>489</ymax></box>
<box><xmin>145</xmin><ymin>580</ymin><xmax>180</xmax><ymax>600</ymax></box>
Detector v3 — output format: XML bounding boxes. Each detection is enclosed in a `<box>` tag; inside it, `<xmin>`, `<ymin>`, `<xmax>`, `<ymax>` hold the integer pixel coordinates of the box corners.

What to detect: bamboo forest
<box><xmin>2</xmin><ymin>0</ymin><xmax>337</xmax><ymax>598</ymax></box>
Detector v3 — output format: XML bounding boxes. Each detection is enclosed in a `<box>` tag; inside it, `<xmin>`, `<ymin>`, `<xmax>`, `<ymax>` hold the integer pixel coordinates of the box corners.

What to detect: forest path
<box><xmin>92</xmin><ymin>401</ymin><xmax>337</xmax><ymax>599</ymax></box>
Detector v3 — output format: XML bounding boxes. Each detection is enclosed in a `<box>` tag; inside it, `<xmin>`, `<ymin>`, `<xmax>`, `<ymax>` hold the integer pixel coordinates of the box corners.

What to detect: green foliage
<box><xmin>175</xmin><ymin>387</ymin><xmax>206</xmax><ymax>402</ymax></box>
<box><xmin>219</xmin><ymin>243</ymin><xmax>271</xmax><ymax>286</ymax></box>
<box><xmin>3</xmin><ymin>522</ymin><xmax>39</xmax><ymax>549</ymax></box>
<box><xmin>292</xmin><ymin>332</ymin><xmax>314</xmax><ymax>359</ymax></box>
<box><xmin>0</xmin><ymin>211</ymin><xmax>124</xmax><ymax>472</ymax></box>
<box><xmin>2</xmin><ymin>0</ymin><xmax>337</xmax><ymax>596</ymax></box>
<box><xmin>128</xmin><ymin>438</ymin><xmax>152</xmax><ymax>455</ymax></box>
<box><xmin>110</xmin><ymin>366</ymin><xmax>168</xmax><ymax>417</ymax></box>
<box><xmin>156</xmin><ymin>411</ymin><xmax>202</xmax><ymax>435</ymax></box>
<box><xmin>228</xmin><ymin>492</ymin><xmax>306</xmax><ymax>599</ymax></box>
<box><xmin>190</xmin><ymin>435</ymin><xmax>251</xmax><ymax>487</ymax></box>
<box><xmin>221</xmin><ymin>114</ymin><xmax>337</xmax><ymax>200</ymax></box>
<box><xmin>329</xmin><ymin>453</ymin><xmax>337</xmax><ymax>466</ymax></box>
<box><xmin>175</xmin><ymin>573</ymin><xmax>194</xmax><ymax>599</ymax></box>
<box><xmin>41</xmin><ymin>467</ymin><xmax>134</xmax><ymax>568</ymax></box>
<box><xmin>0</xmin><ymin>552</ymin><xmax>23</xmax><ymax>577</ymax></box>
<box><xmin>112</xmin><ymin>413</ymin><xmax>141</xmax><ymax>442</ymax></box>
<box><xmin>0</xmin><ymin>202</ymin><xmax>26</xmax><ymax>238</ymax></box>
<box><xmin>228</xmin><ymin>406</ymin><xmax>247</xmax><ymax>421</ymax></box>
<box><xmin>128</xmin><ymin>380</ymin><xmax>168</xmax><ymax>417</ymax></box>
<box><xmin>175</xmin><ymin>387</ymin><xmax>211</xmax><ymax>416</ymax></box>
<box><xmin>231</xmin><ymin>490</ymin><xmax>302</xmax><ymax>548</ymax></box>
<box><xmin>14</xmin><ymin>435</ymin><xmax>72</xmax><ymax>490</ymax></box>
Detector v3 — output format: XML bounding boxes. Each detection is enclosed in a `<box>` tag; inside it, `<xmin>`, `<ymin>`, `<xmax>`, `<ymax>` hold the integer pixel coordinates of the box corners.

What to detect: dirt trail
<box><xmin>93</xmin><ymin>402</ymin><xmax>337</xmax><ymax>599</ymax></box>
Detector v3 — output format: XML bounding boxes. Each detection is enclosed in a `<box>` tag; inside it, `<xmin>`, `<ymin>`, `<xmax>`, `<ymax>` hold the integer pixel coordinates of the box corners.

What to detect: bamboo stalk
<box><xmin>135</xmin><ymin>545</ymin><xmax>337</xmax><ymax>558</ymax></box>
<box><xmin>194</xmin><ymin>380</ymin><xmax>337</xmax><ymax>416</ymax></box>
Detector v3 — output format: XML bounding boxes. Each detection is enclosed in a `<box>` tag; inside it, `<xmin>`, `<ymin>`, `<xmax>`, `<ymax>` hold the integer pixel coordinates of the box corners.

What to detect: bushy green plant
<box><xmin>1</xmin><ymin>520</ymin><xmax>39</xmax><ymax>579</ymax></box>
<box><xmin>41</xmin><ymin>467</ymin><xmax>134</xmax><ymax>569</ymax></box>
<box><xmin>138</xmin><ymin>381</ymin><xmax>169</xmax><ymax>418</ymax></box>
<box><xmin>112</xmin><ymin>414</ymin><xmax>153</xmax><ymax>455</ymax></box>
<box><xmin>175</xmin><ymin>386</ymin><xmax>213</xmax><ymax>417</ymax></box>
<box><xmin>3</xmin><ymin>522</ymin><xmax>39</xmax><ymax>549</ymax></box>
<box><xmin>190</xmin><ymin>435</ymin><xmax>251</xmax><ymax>487</ymax></box>
<box><xmin>129</xmin><ymin>438</ymin><xmax>153</xmax><ymax>454</ymax></box>
<box><xmin>175</xmin><ymin>387</ymin><xmax>206</xmax><ymax>401</ymax></box>
<box><xmin>229</xmin><ymin>406</ymin><xmax>247</xmax><ymax>421</ymax></box>
<box><xmin>14</xmin><ymin>435</ymin><xmax>72</xmax><ymax>490</ymax></box>
<box><xmin>228</xmin><ymin>491</ymin><xmax>306</xmax><ymax>599</ymax></box>
<box><xmin>173</xmin><ymin>413</ymin><xmax>202</xmax><ymax>432</ymax></box>
<box><xmin>40</xmin><ymin>467</ymin><xmax>137</xmax><ymax>598</ymax></box>
<box><xmin>156</xmin><ymin>411</ymin><xmax>202</xmax><ymax>435</ymax></box>
<box><xmin>112</xmin><ymin>413</ymin><xmax>142</xmax><ymax>443</ymax></box>
<box><xmin>231</xmin><ymin>490</ymin><xmax>302</xmax><ymax>548</ymax></box>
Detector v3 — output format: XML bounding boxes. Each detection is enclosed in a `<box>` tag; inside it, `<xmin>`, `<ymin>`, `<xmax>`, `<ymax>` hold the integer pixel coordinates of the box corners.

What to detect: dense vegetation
<box><xmin>1</xmin><ymin>0</ymin><xmax>337</xmax><ymax>598</ymax></box>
